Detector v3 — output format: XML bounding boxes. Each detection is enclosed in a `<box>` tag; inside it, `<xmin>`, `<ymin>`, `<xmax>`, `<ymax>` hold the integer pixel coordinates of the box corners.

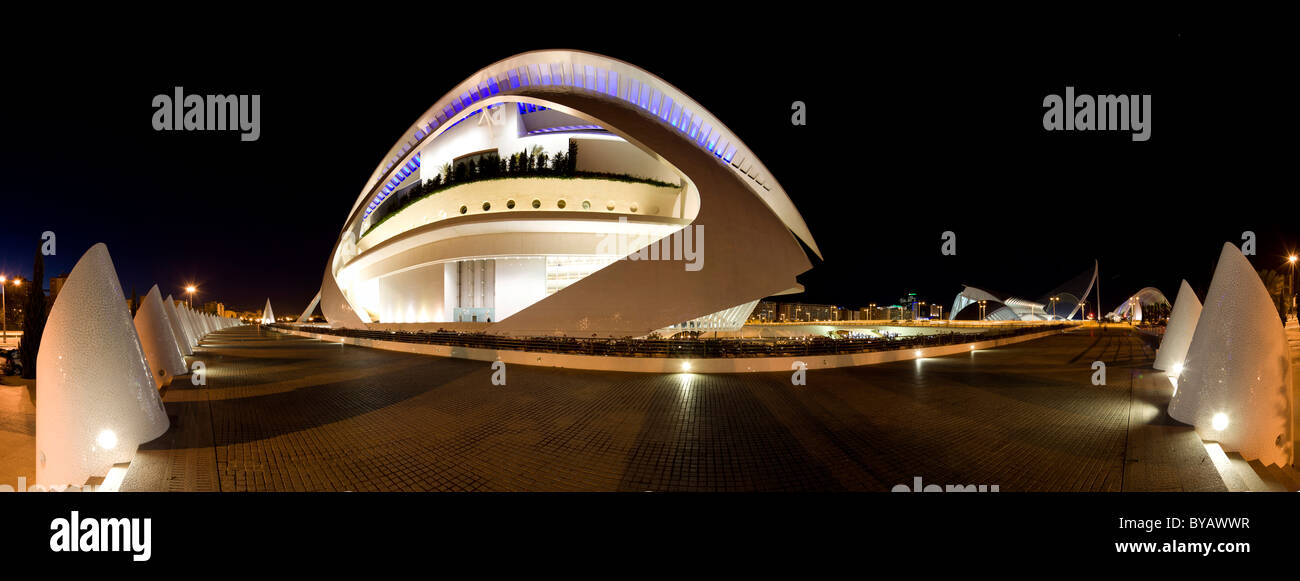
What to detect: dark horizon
<box><xmin>2</xmin><ymin>28</ymin><xmax>1294</xmax><ymax>316</ymax></box>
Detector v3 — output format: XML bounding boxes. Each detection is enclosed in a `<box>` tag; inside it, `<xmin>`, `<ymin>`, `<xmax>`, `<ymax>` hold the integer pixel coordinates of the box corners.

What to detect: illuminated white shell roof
<box><xmin>341</xmin><ymin>49</ymin><xmax>820</xmax><ymax>259</ymax></box>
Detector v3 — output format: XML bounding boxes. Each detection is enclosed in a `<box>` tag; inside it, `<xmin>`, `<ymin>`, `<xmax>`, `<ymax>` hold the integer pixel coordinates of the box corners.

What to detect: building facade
<box><xmin>317</xmin><ymin>50</ymin><xmax>818</xmax><ymax>337</ymax></box>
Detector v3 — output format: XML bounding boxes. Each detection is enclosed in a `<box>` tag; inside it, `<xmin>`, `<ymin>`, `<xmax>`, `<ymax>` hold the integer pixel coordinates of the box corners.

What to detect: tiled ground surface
<box><xmin>118</xmin><ymin>325</ymin><xmax>1219</xmax><ymax>492</ymax></box>
<box><xmin>0</xmin><ymin>376</ymin><xmax>35</xmax><ymax>487</ymax></box>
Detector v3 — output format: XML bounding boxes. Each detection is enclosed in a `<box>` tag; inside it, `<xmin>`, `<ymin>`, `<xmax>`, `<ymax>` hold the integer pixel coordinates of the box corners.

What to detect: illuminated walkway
<box><xmin>119</xmin><ymin>325</ymin><xmax>1226</xmax><ymax>491</ymax></box>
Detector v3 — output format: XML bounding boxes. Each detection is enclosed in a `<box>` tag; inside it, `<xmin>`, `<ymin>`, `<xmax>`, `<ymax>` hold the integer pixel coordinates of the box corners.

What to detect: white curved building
<box><xmin>1107</xmin><ymin>287</ymin><xmax>1169</xmax><ymax>322</ymax></box>
<box><xmin>949</xmin><ymin>261</ymin><xmax>1098</xmax><ymax>322</ymax></box>
<box><xmin>316</xmin><ymin>50</ymin><xmax>818</xmax><ymax>337</ymax></box>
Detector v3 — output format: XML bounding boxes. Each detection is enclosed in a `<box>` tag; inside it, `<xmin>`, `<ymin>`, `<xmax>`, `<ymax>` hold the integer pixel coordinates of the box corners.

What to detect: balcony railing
<box><xmin>268</xmin><ymin>323</ymin><xmax>1070</xmax><ymax>359</ymax></box>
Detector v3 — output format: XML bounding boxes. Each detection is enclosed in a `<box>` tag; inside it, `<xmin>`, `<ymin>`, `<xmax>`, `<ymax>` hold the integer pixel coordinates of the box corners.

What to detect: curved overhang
<box><xmin>339</xmin><ymin>49</ymin><xmax>819</xmax><ymax>259</ymax></box>
<box><xmin>1110</xmin><ymin>286</ymin><xmax>1169</xmax><ymax>319</ymax></box>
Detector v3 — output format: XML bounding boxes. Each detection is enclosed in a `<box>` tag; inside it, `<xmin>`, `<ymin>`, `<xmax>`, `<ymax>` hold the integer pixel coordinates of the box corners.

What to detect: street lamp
<box><xmin>185</xmin><ymin>285</ymin><xmax>197</xmax><ymax>308</ymax></box>
<box><xmin>0</xmin><ymin>276</ymin><xmax>20</xmax><ymax>345</ymax></box>
<box><xmin>1</xmin><ymin>276</ymin><xmax>7</xmax><ymax>345</ymax></box>
<box><xmin>1288</xmin><ymin>254</ymin><xmax>1297</xmax><ymax>319</ymax></box>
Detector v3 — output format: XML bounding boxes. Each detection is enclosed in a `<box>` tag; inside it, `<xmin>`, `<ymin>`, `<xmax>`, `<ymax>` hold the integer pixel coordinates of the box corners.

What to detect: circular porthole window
<box><xmin>606</xmin><ymin>201</ymin><xmax>615</xmax><ymax>211</ymax></box>
<box><xmin>482</xmin><ymin>202</ymin><xmax>491</xmax><ymax>211</ymax></box>
<box><xmin>531</xmin><ymin>199</ymin><xmax>541</xmax><ymax>209</ymax></box>
<box><xmin>557</xmin><ymin>199</ymin><xmax>567</xmax><ymax>209</ymax></box>
<box><xmin>629</xmin><ymin>203</ymin><xmax>639</xmax><ymax>213</ymax></box>
<box><xmin>459</xmin><ymin>205</ymin><xmax>468</xmax><ymax>214</ymax></box>
<box><xmin>506</xmin><ymin>199</ymin><xmax>516</xmax><ymax>209</ymax></box>
<box><xmin>581</xmin><ymin>200</ymin><xmax>591</xmax><ymax>210</ymax></box>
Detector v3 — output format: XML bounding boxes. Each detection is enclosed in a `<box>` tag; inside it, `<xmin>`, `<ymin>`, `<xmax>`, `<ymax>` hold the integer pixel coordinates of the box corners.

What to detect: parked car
<box><xmin>0</xmin><ymin>349</ymin><xmax>22</xmax><ymax>376</ymax></box>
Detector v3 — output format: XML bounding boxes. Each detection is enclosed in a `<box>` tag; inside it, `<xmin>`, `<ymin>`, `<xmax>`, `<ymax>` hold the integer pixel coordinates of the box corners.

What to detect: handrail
<box><xmin>269</xmin><ymin>323</ymin><xmax>1070</xmax><ymax>359</ymax></box>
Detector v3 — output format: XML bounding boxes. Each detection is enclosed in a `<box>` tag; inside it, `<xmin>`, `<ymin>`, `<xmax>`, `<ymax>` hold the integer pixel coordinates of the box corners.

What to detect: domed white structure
<box><xmin>1108</xmin><ymin>287</ymin><xmax>1169</xmax><ymax>322</ymax></box>
<box><xmin>315</xmin><ymin>50</ymin><xmax>818</xmax><ymax>338</ymax></box>
<box><xmin>134</xmin><ymin>285</ymin><xmax>187</xmax><ymax>386</ymax></box>
<box><xmin>162</xmin><ymin>294</ymin><xmax>193</xmax><ymax>356</ymax></box>
<box><xmin>1169</xmin><ymin>243</ymin><xmax>1293</xmax><ymax>467</ymax></box>
<box><xmin>1153</xmin><ymin>280</ymin><xmax>1201</xmax><ymax>374</ymax></box>
<box><xmin>35</xmin><ymin>243</ymin><xmax>169</xmax><ymax>487</ymax></box>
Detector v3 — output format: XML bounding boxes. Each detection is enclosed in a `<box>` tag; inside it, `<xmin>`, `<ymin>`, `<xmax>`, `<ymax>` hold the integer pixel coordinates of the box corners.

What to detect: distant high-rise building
<box><xmin>49</xmin><ymin>273</ymin><xmax>69</xmax><ymax>305</ymax></box>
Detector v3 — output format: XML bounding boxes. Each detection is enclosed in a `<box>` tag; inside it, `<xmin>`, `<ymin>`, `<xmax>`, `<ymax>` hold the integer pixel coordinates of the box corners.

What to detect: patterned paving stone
<box><xmin>119</xmin><ymin>325</ymin><xmax>1212</xmax><ymax>491</ymax></box>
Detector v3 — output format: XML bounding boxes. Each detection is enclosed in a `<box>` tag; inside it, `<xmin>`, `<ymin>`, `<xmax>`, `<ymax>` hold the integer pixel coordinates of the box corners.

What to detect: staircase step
<box><xmin>1245</xmin><ymin>459</ymin><xmax>1288</xmax><ymax>492</ymax></box>
<box><xmin>1203</xmin><ymin>444</ymin><xmax>1248</xmax><ymax>492</ymax></box>
<box><xmin>1224</xmin><ymin>452</ymin><xmax>1274</xmax><ymax>492</ymax></box>
<box><xmin>1266</xmin><ymin>464</ymin><xmax>1300</xmax><ymax>492</ymax></box>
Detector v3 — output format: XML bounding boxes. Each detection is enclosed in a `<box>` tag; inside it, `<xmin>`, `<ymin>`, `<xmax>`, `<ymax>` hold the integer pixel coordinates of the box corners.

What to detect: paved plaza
<box><xmin>107</xmin><ymin>325</ymin><xmax>1227</xmax><ymax>492</ymax></box>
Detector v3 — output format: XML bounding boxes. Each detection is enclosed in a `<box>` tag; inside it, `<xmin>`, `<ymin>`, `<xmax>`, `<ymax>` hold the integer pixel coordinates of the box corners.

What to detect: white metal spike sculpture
<box><xmin>1169</xmin><ymin>242</ymin><xmax>1294</xmax><ymax>467</ymax></box>
<box><xmin>163</xmin><ymin>294</ymin><xmax>193</xmax><ymax>356</ymax></box>
<box><xmin>1153</xmin><ymin>280</ymin><xmax>1202</xmax><ymax>375</ymax></box>
<box><xmin>180</xmin><ymin>308</ymin><xmax>194</xmax><ymax>343</ymax></box>
<box><xmin>262</xmin><ymin>298</ymin><xmax>275</xmax><ymax>324</ymax></box>
<box><xmin>36</xmin><ymin>244</ymin><xmax>170</xmax><ymax>487</ymax></box>
<box><xmin>179</xmin><ymin>306</ymin><xmax>197</xmax><ymax>348</ymax></box>
<box><xmin>134</xmin><ymin>285</ymin><xmax>187</xmax><ymax>385</ymax></box>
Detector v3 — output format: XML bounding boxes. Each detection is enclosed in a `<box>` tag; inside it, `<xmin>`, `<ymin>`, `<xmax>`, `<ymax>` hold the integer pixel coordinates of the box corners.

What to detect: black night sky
<box><xmin>1</xmin><ymin>26</ymin><xmax>1293</xmax><ymax>316</ymax></box>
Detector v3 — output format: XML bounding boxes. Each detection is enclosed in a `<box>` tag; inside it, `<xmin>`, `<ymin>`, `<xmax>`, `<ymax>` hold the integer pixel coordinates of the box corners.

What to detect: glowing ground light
<box><xmin>1171</xmin><ymin>362</ymin><xmax>1184</xmax><ymax>375</ymax></box>
<box><xmin>681</xmin><ymin>361</ymin><xmax>692</xmax><ymax>372</ymax></box>
<box><xmin>915</xmin><ymin>350</ymin><xmax>923</xmax><ymax>357</ymax></box>
<box><xmin>1212</xmin><ymin>413</ymin><xmax>1229</xmax><ymax>431</ymax></box>
<box><xmin>96</xmin><ymin>429</ymin><xmax>118</xmax><ymax>450</ymax></box>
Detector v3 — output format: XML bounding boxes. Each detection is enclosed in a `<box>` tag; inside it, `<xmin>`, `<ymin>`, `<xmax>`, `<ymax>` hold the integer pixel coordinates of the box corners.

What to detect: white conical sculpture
<box><xmin>185</xmin><ymin>309</ymin><xmax>197</xmax><ymax>345</ymax></box>
<box><xmin>36</xmin><ymin>244</ymin><xmax>169</xmax><ymax>487</ymax></box>
<box><xmin>177</xmin><ymin>306</ymin><xmax>196</xmax><ymax>347</ymax></box>
<box><xmin>1153</xmin><ymin>280</ymin><xmax>1202</xmax><ymax>374</ymax></box>
<box><xmin>163</xmin><ymin>294</ymin><xmax>194</xmax><ymax>355</ymax></box>
<box><xmin>189</xmin><ymin>309</ymin><xmax>204</xmax><ymax>341</ymax></box>
<box><xmin>134</xmin><ymin>285</ymin><xmax>187</xmax><ymax>386</ymax></box>
<box><xmin>1169</xmin><ymin>242</ymin><xmax>1294</xmax><ymax>467</ymax></box>
<box><xmin>262</xmin><ymin>298</ymin><xmax>275</xmax><ymax>324</ymax></box>
<box><xmin>181</xmin><ymin>309</ymin><xmax>194</xmax><ymax>342</ymax></box>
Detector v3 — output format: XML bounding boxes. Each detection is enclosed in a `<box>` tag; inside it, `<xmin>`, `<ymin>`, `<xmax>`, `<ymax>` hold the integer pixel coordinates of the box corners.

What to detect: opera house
<box><xmin>311</xmin><ymin>50</ymin><xmax>818</xmax><ymax>338</ymax></box>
